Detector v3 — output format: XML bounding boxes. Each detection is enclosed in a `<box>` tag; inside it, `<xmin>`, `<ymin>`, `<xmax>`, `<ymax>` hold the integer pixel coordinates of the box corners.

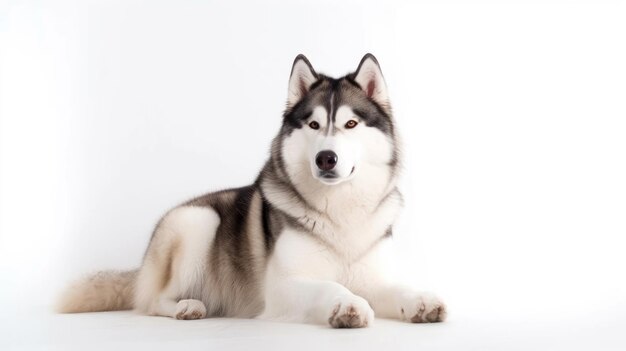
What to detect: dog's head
<box><xmin>277</xmin><ymin>54</ymin><xmax>399</xmax><ymax>186</ymax></box>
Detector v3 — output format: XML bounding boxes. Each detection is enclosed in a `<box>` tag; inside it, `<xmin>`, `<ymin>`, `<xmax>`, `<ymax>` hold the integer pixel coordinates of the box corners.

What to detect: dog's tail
<box><xmin>56</xmin><ymin>269</ymin><xmax>138</xmax><ymax>313</ymax></box>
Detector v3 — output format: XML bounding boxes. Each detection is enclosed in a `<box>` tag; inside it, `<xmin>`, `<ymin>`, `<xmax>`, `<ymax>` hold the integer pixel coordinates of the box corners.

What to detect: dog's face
<box><xmin>277</xmin><ymin>54</ymin><xmax>398</xmax><ymax>186</ymax></box>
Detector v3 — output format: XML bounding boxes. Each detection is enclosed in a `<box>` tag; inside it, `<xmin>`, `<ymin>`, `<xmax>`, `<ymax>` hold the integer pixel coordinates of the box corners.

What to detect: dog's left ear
<box><xmin>353</xmin><ymin>54</ymin><xmax>389</xmax><ymax>107</ymax></box>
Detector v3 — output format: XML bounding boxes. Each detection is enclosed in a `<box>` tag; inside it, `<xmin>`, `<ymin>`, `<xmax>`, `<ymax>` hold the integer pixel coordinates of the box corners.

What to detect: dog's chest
<box><xmin>308</xmin><ymin>195</ymin><xmax>400</xmax><ymax>262</ymax></box>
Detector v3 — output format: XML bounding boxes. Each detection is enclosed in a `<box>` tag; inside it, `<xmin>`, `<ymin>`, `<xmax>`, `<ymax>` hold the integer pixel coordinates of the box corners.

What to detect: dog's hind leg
<box><xmin>134</xmin><ymin>206</ymin><xmax>220</xmax><ymax>320</ymax></box>
<box><xmin>151</xmin><ymin>297</ymin><xmax>207</xmax><ymax>320</ymax></box>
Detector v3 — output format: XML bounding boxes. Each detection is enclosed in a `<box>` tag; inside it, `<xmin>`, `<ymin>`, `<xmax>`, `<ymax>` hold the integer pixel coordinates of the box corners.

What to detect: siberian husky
<box><xmin>58</xmin><ymin>54</ymin><xmax>446</xmax><ymax>328</ymax></box>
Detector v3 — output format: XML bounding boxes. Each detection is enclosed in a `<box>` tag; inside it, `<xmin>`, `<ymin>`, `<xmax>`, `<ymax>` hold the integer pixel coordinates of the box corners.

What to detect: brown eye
<box><xmin>345</xmin><ymin>120</ymin><xmax>358</xmax><ymax>129</ymax></box>
<box><xmin>309</xmin><ymin>121</ymin><xmax>320</xmax><ymax>130</ymax></box>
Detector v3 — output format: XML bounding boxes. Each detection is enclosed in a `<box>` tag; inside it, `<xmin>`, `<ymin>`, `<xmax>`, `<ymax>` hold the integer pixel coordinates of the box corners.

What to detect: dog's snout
<box><xmin>315</xmin><ymin>150</ymin><xmax>338</xmax><ymax>171</ymax></box>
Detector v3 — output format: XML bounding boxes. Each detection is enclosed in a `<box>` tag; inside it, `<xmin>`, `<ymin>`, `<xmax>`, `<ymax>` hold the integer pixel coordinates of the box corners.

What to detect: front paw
<box><xmin>328</xmin><ymin>295</ymin><xmax>375</xmax><ymax>328</ymax></box>
<box><xmin>400</xmin><ymin>293</ymin><xmax>447</xmax><ymax>323</ymax></box>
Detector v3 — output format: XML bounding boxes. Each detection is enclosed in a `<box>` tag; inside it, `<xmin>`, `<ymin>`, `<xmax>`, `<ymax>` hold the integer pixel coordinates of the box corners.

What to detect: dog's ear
<box><xmin>287</xmin><ymin>54</ymin><xmax>318</xmax><ymax>109</ymax></box>
<box><xmin>353</xmin><ymin>53</ymin><xmax>389</xmax><ymax>107</ymax></box>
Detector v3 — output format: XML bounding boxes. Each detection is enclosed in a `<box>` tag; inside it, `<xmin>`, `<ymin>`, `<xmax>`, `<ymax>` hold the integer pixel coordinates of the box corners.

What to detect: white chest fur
<box><xmin>293</xmin><ymin>187</ymin><xmax>402</xmax><ymax>263</ymax></box>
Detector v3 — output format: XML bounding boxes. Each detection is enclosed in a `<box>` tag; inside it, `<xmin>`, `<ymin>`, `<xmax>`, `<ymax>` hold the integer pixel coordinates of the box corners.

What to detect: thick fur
<box><xmin>57</xmin><ymin>54</ymin><xmax>446</xmax><ymax>327</ymax></box>
<box><xmin>57</xmin><ymin>270</ymin><xmax>136</xmax><ymax>313</ymax></box>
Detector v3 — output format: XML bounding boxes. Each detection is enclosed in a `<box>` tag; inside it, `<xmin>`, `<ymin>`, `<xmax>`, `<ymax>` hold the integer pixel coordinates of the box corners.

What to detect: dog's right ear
<box><xmin>287</xmin><ymin>54</ymin><xmax>318</xmax><ymax>109</ymax></box>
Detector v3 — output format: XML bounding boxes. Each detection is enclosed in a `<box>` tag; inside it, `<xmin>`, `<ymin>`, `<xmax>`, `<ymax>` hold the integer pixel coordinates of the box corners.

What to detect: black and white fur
<box><xmin>58</xmin><ymin>54</ymin><xmax>446</xmax><ymax>328</ymax></box>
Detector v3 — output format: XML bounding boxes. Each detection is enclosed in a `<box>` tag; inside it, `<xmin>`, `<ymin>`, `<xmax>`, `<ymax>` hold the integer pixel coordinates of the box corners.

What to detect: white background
<box><xmin>1</xmin><ymin>0</ymin><xmax>625</xmax><ymax>350</ymax></box>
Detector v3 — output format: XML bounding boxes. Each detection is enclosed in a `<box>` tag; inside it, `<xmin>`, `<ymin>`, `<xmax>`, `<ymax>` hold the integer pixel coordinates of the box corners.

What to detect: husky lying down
<box><xmin>58</xmin><ymin>54</ymin><xmax>446</xmax><ymax>328</ymax></box>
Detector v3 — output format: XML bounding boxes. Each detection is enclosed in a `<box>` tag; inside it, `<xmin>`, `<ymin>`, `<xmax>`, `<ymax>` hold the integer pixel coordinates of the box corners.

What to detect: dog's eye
<box><xmin>309</xmin><ymin>121</ymin><xmax>320</xmax><ymax>130</ymax></box>
<box><xmin>345</xmin><ymin>120</ymin><xmax>358</xmax><ymax>129</ymax></box>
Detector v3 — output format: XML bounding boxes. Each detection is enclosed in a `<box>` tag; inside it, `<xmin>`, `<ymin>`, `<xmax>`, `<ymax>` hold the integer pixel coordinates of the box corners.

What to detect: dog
<box><xmin>58</xmin><ymin>54</ymin><xmax>446</xmax><ymax>328</ymax></box>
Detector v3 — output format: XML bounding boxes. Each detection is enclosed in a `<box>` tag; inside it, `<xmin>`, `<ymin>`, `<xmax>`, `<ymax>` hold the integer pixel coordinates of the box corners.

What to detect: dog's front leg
<box><xmin>367</xmin><ymin>285</ymin><xmax>447</xmax><ymax>323</ymax></box>
<box><xmin>354</xmin><ymin>241</ymin><xmax>447</xmax><ymax>323</ymax></box>
<box><xmin>261</xmin><ymin>276</ymin><xmax>374</xmax><ymax>328</ymax></box>
<box><xmin>259</xmin><ymin>230</ymin><xmax>374</xmax><ymax>328</ymax></box>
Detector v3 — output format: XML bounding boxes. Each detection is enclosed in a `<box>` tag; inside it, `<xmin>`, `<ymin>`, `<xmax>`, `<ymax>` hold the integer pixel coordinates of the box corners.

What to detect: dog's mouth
<box><xmin>319</xmin><ymin>171</ymin><xmax>338</xmax><ymax>179</ymax></box>
<box><xmin>316</xmin><ymin>167</ymin><xmax>355</xmax><ymax>185</ymax></box>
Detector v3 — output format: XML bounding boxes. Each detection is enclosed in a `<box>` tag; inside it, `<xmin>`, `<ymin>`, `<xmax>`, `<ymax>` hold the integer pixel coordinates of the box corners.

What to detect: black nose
<box><xmin>315</xmin><ymin>150</ymin><xmax>338</xmax><ymax>171</ymax></box>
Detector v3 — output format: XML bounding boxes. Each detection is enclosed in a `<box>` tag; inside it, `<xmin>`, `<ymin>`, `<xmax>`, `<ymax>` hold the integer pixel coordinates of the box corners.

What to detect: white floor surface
<box><xmin>2</xmin><ymin>306</ymin><xmax>625</xmax><ymax>351</ymax></box>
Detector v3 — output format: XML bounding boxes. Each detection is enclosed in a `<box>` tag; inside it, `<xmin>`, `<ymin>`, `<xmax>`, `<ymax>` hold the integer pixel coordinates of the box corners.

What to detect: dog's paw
<box><xmin>175</xmin><ymin>299</ymin><xmax>207</xmax><ymax>320</ymax></box>
<box><xmin>400</xmin><ymin>293</ymin><xmax>447</xmax><ymax>323</ymax></box>
<box><xmin>328</xmin><ymin>295</ymin><xmax>374</xmax><ymax>328</ymax></box>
